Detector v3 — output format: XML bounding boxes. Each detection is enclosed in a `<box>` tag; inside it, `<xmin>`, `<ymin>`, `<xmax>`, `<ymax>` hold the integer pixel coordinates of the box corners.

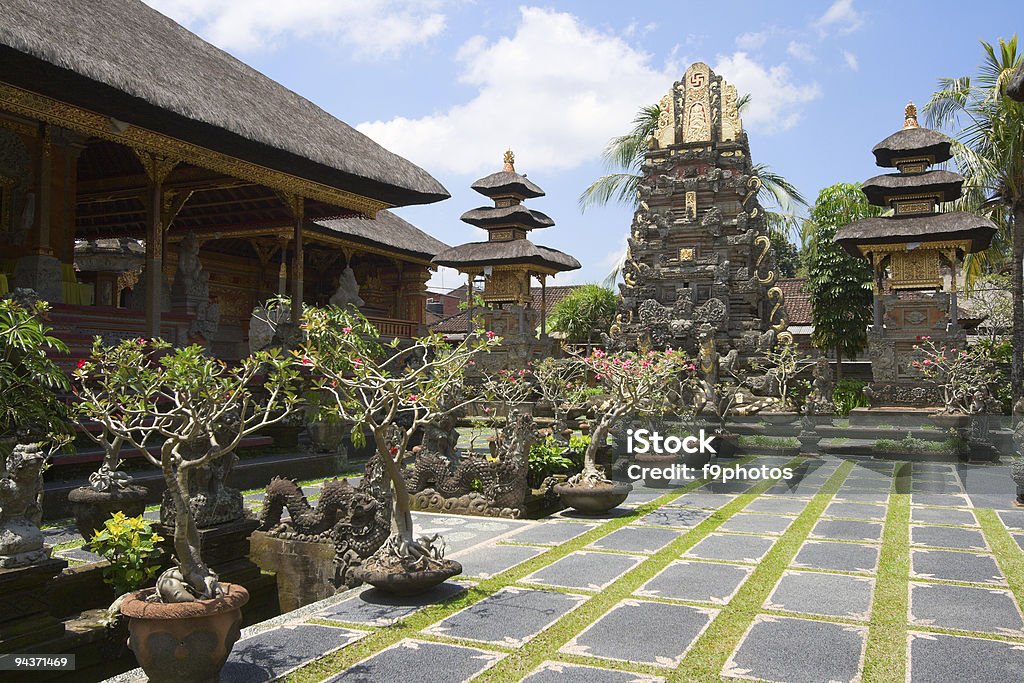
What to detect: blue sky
<box><xmin>145</xmin><ymin>0</ymin><xmax>1021</xmax><ymax>291</ymax></box>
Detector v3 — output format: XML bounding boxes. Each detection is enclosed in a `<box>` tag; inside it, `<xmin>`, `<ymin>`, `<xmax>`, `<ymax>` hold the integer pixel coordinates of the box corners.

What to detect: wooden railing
<box><xmin>366</xmin><ymin>315</ymin><xmax>417</xmax><ymax>339</ymax></box>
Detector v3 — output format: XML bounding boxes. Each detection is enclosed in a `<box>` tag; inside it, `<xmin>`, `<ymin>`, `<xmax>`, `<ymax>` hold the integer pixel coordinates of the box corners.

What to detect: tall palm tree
<box><xmin>923</xmin><ymin>37</ymin><xmax>1024</xmax><ymax>402</ymax></box>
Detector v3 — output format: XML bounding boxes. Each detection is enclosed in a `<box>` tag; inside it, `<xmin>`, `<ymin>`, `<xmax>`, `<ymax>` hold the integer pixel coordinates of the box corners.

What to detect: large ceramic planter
<box><xmin>1011</xmin><ymin>458</ymin><xmax>1024</xmax><ymax>507</ymax></box>
<box><xmin>352</xmin><ymin>559</ymin><xmax>462</xmax><ymax>596</ymax></box>
<box><xmin>67</xmin><ymin>484</ymin><xmax>149</xmax><ymax>542</ymax></box>
<box><xmin>555</xmin><ymin>481</ymin><xmax>632</xmax><ymax>514</ymax></box>
<box><xmin>121</xmin><ymin>583</ymin><xmax>248</xmax><ymax>683</ymax></box>
<box><xmin>633</xmin><ymin>454</ymin><xmax>679</xmax><ymax>488</ymax></box>
<box><xmin>929</xmin><ymin>413</ymin><xmax>970</xmax><ymax>430</ymax></box>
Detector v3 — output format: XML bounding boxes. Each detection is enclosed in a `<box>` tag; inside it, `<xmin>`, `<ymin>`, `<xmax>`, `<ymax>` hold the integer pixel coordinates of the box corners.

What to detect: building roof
<box><xmin>834</xmin><ymin>212</ymin><xmax>997</xmax><ymax>257</ymax></box>
<box><xmin>460</xmin><ymin>205</ymin><xmax>555</xmax><ymax>230</ymax></box>
<box><xmin>430</xmin><ymin>284</ymin><xmax>582</xmax><ymax>334</ymax></box>
<box><xmin>777</xmin><ymin>278</ymin><xmax>812</xmax><ymax>326</ymax></box>
<box><xmin>0</xmin><ymin>0</ymin><xmax>448</xmax><ymax>208</ymax></box>
<box><xmin>861</xmin><ymin>170</ymin><xmax>964</xmax><ymax>206</ymax></box>
<box><xmin>471</xmin><ymin>171</ymin><xmax>545</xmax><ymax>199</ymax></box>
<box><xmin>433</xmin><ymin>240</ymin><xmax>580</xmax><ymax>272</ymax></box>
<box><xmin>316</xmin><ymin>210</ymin><xmax>450</xmax><ymax>260</ymax></box>
<box><xmin>872</xmin><ymin>127</ymin><xmax>953</xmax><ymax>168</ymax></box>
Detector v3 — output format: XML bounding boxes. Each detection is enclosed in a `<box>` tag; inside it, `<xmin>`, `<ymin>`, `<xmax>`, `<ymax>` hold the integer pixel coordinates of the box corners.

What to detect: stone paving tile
<box><xmin>742</xmin><ymin>496</ymin><xmax>807</xmax><ymax>515</ymax></box>
<box><xmin>810</xmin><ymin>519</ymin><xmax>884</xmax><ymax>543</ymax></box>
<box><xmin>55</xmin><ymin>546</ymin><xmax>103</xmax><ymax>564</ymax></box>
<box><xmin>762</xmin><ymin>484</ymin><xmax>818</xmax><ymax>498</ymax></box>
<box><xmin>316</xmin><ymin>583</ymin><xmax>468</xmax><ymax>627</ymax></box>
<box><xmin>791</xmin><ymin>540</ymin><xmax>880</xmax><ymax>574</ymax></box>
<box><xmin>722</xmin><ymin>614</ymin><xmax>867</xmax><ymax>683</ymax></box>
<box><xmin>43</xmin><ymin>526</ymin><xmax>83</xmax><ymax>546</ymax></box>
<box><xmin>765</xmin><ymin>570</ymin><xmax>874</xmax><ymax>620</ymax></box>
<box><xmin>910</xmin><ymin>525</ymin><xmax>988</xmax><ymax>551</ymax></box>
<box><xmin>553</xmin><ymin>507</ymin><xmax>634</xmax><ymax>521</ymax></box>
<box><xmin>587</xmin><ymin>526</ymin><xmax>681</xmax><ymax>554</ymax></box>
<box><xmin>523</xmin><ymin>661</ymin><xmax>665</xmax><ymax>683</ymax></box>
<box><xmin>910</xmin><ymin>549</ymin><xmax>1005</xmax><ymax>585</ymax></box>
<box><xmin>1015</xmin><ymin>534</ymin><xmax>1024</xmax><ymax>552</ymax></box>
<box><xmin>423</xmin><ymin>586</ymin><xmax>588</xmax><ymax>647</ymax></box>
<box><xmin>823</xmin><ymin>501</ymin><xmax>888</xmax><ymax>521</ymax></box>
<box><xmin>839</xmin><ymin>478</ymin><xmax>892</xmax><ymax>491</ymax></box>
<box><xmin>454</xmin><ymin>544</ymin><xmax>547</xmax><ymax>579</ymax></box>
<box><xmin>560</xmin><ymin>599</ymin><xmax>716</xmax><ymax>667</ymax></box>
<box><xmin>521</xmin><ymin>550</ymin><xmax>644</xmax><ymax>591</ymax></box>
<box><xmin>911</xmin><ymin>493</ymin><xmax>971</xmax><ymax>508</ymax></box>
<box><xmin>910</xmin><ymin>472</ymin><xmax>961</xmax><ymax>484</ymax></box>
<box><xmin>996</xmin><ymin>509</ymin><xmax>1024</xmax><ymax>531</ymax></box>
<box><xmin>832</xmin><ymin>490</ymin><xmax>890</xmax><ymax>504</ymax></box>
<box><xmin>414</xmin><ymin>514</ymin><xmax>530</xmax><ymax>549</ymax></box>
<box><xmin>698</xmin><ymin>480</ymin><xmax>757</xmax><ymax>494</ymax></box>
<box><xmin>324</xmin><ymin>639</ymin><xmax>504</xmax><ymax>682</ymax></box>
<box><xmin>666</xmin><ymin>492</ymin><xmax>736</xmax><ymax>510</ymax></box>
<box><xmin>717</xmin><ymin>513</ymin><xmax>794</xmax><ymax>536</ymax></box>
<box><xmin>910</xmin><ymin>506</ymin><xmax>978</xmax><ymax>526</ymax></box>
<box><xmin>633</xmin><ymin>507</ymin><xmax>712</xmax><ymax>529</ymax></box>
<box><xmin>912</xmin><ymin>463</ymin><xmax>956</xmax><ymax>473</ymax></box>
<box><xmin>506</xmin><ymin>522</ymin><xmax>598</xmax><ymax>546</ymax></box>
<box><xmin>684</xmin><ymin>533</ymin><xmax>776</xmax><ymax>564</ymax></box>
<box><xmin>908</xmin><ymin>631</ymin><xmax>1024</xmax><ymax>683</ymax></box>
<box><xmin>909</xmin><ymin>582</ymin><xmax>1024</xmax><ymax>635</ymax></box>
<box><xmin>911</xmin><ymin>481</ymin><xmax>965</xmax><ymax>494</ymax></box>
<box><xmin>636</xmin><ymin>560</ymin><xmax>753</xmax><ymax>605</ymax></box>
<box><xmin>221</xmin><ymin>623</ymin><xmax>366</xmax><ymax>683</ymax></box>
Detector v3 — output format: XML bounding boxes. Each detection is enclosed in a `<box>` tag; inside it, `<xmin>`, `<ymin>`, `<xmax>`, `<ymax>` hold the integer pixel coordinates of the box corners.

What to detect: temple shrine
<box><xmin>835</xmin><ymin>103</ymin><xmax>997</xmax><ymax>405</ymax></box>
<box><xmin>610</xmin><ymin>62</ymin><xmax>791</xmax><ymax>362</ymax></box>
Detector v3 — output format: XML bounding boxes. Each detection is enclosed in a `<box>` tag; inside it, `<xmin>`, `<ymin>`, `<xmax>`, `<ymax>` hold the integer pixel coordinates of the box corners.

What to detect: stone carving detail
<box><xmin>682</xmin><ymin>63</ymin><xmax>712</xmax><ymax>143</ymax></box>
<box><xmin>171</xmin><ymin>231</ymin><xmax>220</xmax><ymax>340</ymax></box>
<box><xmin>804</xmin><ymin>357</ymin><xmax>835</xmax><ymax>416</ymax></box>
<box><xmin>259</xmin><ymin>456</ymin><xmax>391</xmax><ymax>589</ymax></box>
<box><xmin>406</xmin><ymin>410</ymin><xmax>536</xmax><ymax>519</ymax></box>
<box><xmin>329</xmin><ymin>266</ymin><xmax>365</xmax><ymax>308</ymax></box>
<box><xmin>0</xmin><ymin>129</ymin><xmax>30</xmax><ymax>244</ymax></box>
<box><xmin>654</xmin><ymin>92</ymin><xmax>676</xmax><ymax>148</ymax></box>
<box><xmin>0</xmin><ymin>443</ymin><xmax>50</xmax><ymax>568</ymax></box>
<box><xmin>721</xmin><ymin>83</ymin><xmax>743</xmax><ymax>142</ymax></box>
<box><xmin>160</xmin><ymin>431</ymin><xmax>244</xmax><ymax>528</ymax></box>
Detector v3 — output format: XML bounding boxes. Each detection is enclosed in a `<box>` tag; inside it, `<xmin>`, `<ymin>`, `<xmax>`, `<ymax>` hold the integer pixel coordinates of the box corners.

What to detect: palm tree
<box><xmin>923</xmin><ymin>37</ymin><xmax>1024</xmax><ymax>402</ymax></box>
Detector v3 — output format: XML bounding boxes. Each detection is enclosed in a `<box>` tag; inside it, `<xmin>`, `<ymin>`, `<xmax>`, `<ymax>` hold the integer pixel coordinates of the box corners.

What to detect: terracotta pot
<box><xmin>353</xmin><ymin>559</ymin><xmax>462</xmax><ymax>596</ymax></box>
<box><xmin>121</xmin><ymin>583</ymin><xmax>248</xmax><ymax>683</ymax></box>
<box><xmin>555</xmin><ymin>481</ymin><xmax>632</xmax><ymax>514</ymax></box>
<box><xmin>67</xmin><ymin>484</ymin><xmax>149</xmax><ymax>542</ymax></box>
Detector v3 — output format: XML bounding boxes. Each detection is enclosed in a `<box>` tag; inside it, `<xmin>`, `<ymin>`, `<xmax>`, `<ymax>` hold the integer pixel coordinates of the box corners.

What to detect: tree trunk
<box><xmin>1012</xmin><ymin>203</ymin><xmax>1024</xmax><ymax>403</ymax></box>
<box><xmin>169</xmin><ymin>462</ymin><xmax>216</xmax><ymax>599</ymax></box>
<box><xmin>373</xmin><ymin>429</ymin><xmax>415</xmax><ymax>545</ymax></box>
<box><xmin>834</xmin><ymin>345</ymin><xmax>844</xmax><ymax>381</ymax></box>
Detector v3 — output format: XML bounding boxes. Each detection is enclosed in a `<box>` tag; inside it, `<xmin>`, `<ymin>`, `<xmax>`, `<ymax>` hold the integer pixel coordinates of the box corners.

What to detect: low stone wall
<box><xmin>249</xmin><ymin>531</ymin><xmax>337</xmax><ymax>613</ymax></box>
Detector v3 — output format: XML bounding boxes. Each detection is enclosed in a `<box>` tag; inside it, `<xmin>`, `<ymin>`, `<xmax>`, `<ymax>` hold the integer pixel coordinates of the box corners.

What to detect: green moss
<box><xmin>738</xmin><ymin>435</ymin><xmax>799</xmax><ymax>449</ymax></box>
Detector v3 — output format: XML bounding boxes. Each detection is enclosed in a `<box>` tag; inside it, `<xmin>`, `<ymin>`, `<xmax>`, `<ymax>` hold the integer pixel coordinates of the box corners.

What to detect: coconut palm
<box><xmin>923</xmin><ymin>37</ymin><xmax>1024</xmax><ymax>401</ymax></box>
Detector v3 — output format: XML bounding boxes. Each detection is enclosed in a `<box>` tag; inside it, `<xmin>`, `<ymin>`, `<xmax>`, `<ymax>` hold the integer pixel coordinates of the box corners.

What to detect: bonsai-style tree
<box><xmin>532</xmin><ymin>357</ymin><xmax>590</xmax><ymax>441</ymax></box>
<box><xmin>74</xmin><ymin>339</ymin><xmax>299</xmax><ymax>601</ymax></box>
<box><xmin>748</xmin><ymin>342</ymin><xmax>818</xmax><ymax>412</ymax></box>
<box><xmin>300</xmin><ymin>306</ymin><xmax>499</xmax><ymax>573</ymax></box>
<box><xmin>912</xmin><ymin>337</ymin><xmax>1000</xmax><ymax>414</ymax></box>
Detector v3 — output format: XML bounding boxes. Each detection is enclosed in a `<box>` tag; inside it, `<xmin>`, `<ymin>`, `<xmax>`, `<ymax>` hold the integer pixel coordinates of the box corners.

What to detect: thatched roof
<box><xmin>460</xmin><ymin>205</ymin><xmax>555</xmax><ymax>230</ymax></box>
<box><xmin>315</xmin><ymin>210</ymin><xmax>449</xmax><ymax>260</ymax></box>
<box><xmin>1009</xmin><ymin>62</ymin><xmax>1024</xmax><ymax>102</ymax></box>
<box><xmin>835</xmin><ymin>212</ymin><xmax>997</xmax><ymax>257</ymax></box>
<box><xmin>471</xmin><ymin>171</ymin><xmax>545</xmax><ymax>199</ymax></box>
<box><xmin>431</xmin><ymin>284</ymin><xmax>582</xmax><ymax>334</ymax></box>
<box><xmin>861</xmin><ymin>170</ymin><xmax>964</xmax><ymax>205</ymax></box>
<box><xmin>872</xmin><ymin>127</ymin><xmax>952</xmax><ymax>167</ymax></box>
<box><xmin>0</xmin><ymin>0</ymin><xmax>448</xmax><ymax>208</ymax></box>
<box><xmin>433</xmin><ymin>240</ymin><xmax>580</xmax><ymax>272</ymax></box>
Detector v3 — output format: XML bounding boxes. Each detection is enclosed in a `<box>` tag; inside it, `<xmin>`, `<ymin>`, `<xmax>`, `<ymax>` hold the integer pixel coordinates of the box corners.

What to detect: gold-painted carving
<box><xmin>720</xmin><ymin>83</ymin><xmax>742</xmax><ymax>142</ymax></box>
<box><xmin>679</xmin><ymin>247</ymin><xmax>694</xmax><ymax>261</ymax></box>
<box><xmin>889</xmin><ymin>249</ymin><xmax>941</xmax><ymax>289</ymax></box>
<box><xmin>685</xmin><ymin>191</ymin><xmax>697</xmax><ymax>220</ymax></box>
<box><xmin>894</xmin><ymin>200</ymin><xmax>934</xmax><ymax>215</ymax></box>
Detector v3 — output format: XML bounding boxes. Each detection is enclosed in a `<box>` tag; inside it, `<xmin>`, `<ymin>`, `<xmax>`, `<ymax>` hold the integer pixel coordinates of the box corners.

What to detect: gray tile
<box><xmin>56</xmin><ymin>546</ymin><xmax>103</xmax><ymax>564</ymax></box>
<box><xmin>811</xmin><ymin>519</ymin><xmax>883</xmax><ymax>542</ymax></box>
<box><xmin>414</xmin><ymin>515</ymin><xmax>530</xmax><ymax>550</ymax></box>
<box><xmin>42</xmin><ymin>526</ymin><xmax>82</xmax><ymax>546</ymax></box>
<box><xmin>507</xmin><ymin>522</ymin><xmax>597</xmax><ymax>546</ymax></box>
<box><xmin>833</xmin><ymin>490</ymin><xmax>890</xmax><ymax>504</ymax></box>
<box><xmin>524</xmin><ymin>661</ymin><xmax>664</xmax><ymax>683</ymax></box>
<box><xmin>522</xmin><ymin>550</ymin><xmax>644</xmax><ymax>591</ymax></box>
<box><xmin>561</xmin><ymin>599</ymin><xmax>716</xmax><ymax>666</ymax></box>
<box><xmin>723</xmin><ymin>615</ymin><xmax>867</xmax><ymax>683</ymax></box>
<box><xmin>763</xmin><ymin>484</ymin><xmax>817</xmax><ymax>498</ymax></box>
<box><xmin>588</xmin><ymin>526</ymin><xmax>681</xmax><ymax>554</ymax></box>
<box><xmin>910</xmin><ymin>549</ymin><xmax>1004</xmax><ymax>585</ymax></box>
<box><xmin>316</xmin><ymin>583</ymin><xmax>467</xmax><ymax>626</ymax></box>
<box><xmin>454</xmin><ymin>543</ymin><xmax>546</xmax><ymax>579</ymax></box>
<box><xmin>840</xmin><ymin>478</ymin><xmax>891</xmax><ymax>491</ymax></box>
<box><xmin>222</xmin><ymin>624</ymin><xmax>366</xmax><ymax>683</ymax></box>
<box><xmin>910</xmin><ymin>507</ymin><xmax>978</xmax><ymax>526</ymax></box>
<box><xmin>908</xmin><ymin>631</ymin><xmax>1024</xmax><ymax>683</ymax></box>
<box><xmin>717</xmin><ymin>513</ymin><xmax>793</xmax><ymax>536</ymax></box>
<box><xmin>910</xmin><ymin>525</ymin><xmax>987</xmax><ymax>551</ymax></box>
<box><xmin>912</xmin><ymin>493</ymin><xmax>971</xmax><ymax>508</ymax></box>
<box><xmin>699</xmin><ymin>480</ymin><xmax>756</xmax><ymax>494</ymax></box>
<box><xmin>912</xmin><ymin>463</ymin><xmax>956</xmax><ymax>473</ymax></box>
<box><xmin>792</xmin><ymin>540</ymin><xmax>879</xmax><ymax>574</ymax></box>
<box><xmin>634</xmin><ymin>507</ymin><xmax>712</xmax><ymax>529</ymax></box>
<box><xmin>824</xmin><ymin>501</ymin><xmax>888</xmax><ymax>521</ymax></box>
<box><xmin>554</xmin><ymin>507</ymin><xmax>634</xmax><ymax>521</ymax></box>
<box><xmin>997</xmin><ymin>509</ymin><xmax>1024</xmax><ymax>531</ymax></box>
<box><xmin>743</xmin><ymin>497</ymin><xmax>808</xmax><ymax>516</ymax></box>
<box><xmin>909</xmin><ymin>582</ymin><xmax>1024</xmax><ymax>635</ymax></box>
<box><xmin>766</xmin><ymin>570</ymin><xmax>874</xmax><ymax>620</ymax></box>
<box><xmin>423</xmin><ymin>587</ymin><xmax>587</xmax><ymax>647</ymax></box>
<box><xmin>325</xmin><ymin>639</ymin><xmax>504</xmax><ymax>682</ymax></box>
<box><xmin>1015</xmin><ymin>534</ymin><xmax>1024</xmax><ymax>552</ymax></box>
<box><xmin>636</xmin><ymin>560</ymin><xmax>752</xmax><ymax>605</ymax></box>
<box><xmin>684</xmin><ymin>533</ymin><xmax>776</xmax><ymax>563</ymax></box>
<box><xmin>667</xmin><ymin>492</ymin><xmax>736</xmax><ymax>510</ymax></box>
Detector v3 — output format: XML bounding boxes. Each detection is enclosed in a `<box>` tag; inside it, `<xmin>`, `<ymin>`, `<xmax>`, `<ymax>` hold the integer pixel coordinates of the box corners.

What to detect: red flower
<box><xmin>389</xmin><ymin>446</ymin><xmax>399</xmax><ymax>455</ymax></box>
<box><xmin>301</xmin><ymin>357</ymin><xmax>313</xmax><ymax>365</ymax></box>
<box><xmin>76</xmin><ymin>359</ymin><xmax>87</xmax><ymax>369</ymax></box>
<box><xmin>408</xmin><ymin>394</ymin><xmax>419</xmax><ymax>402</ymax></box>
<box><xmin>486</xmin><ymin>330</ymin><xmax>497</xmax><ymax>339</ymax></box>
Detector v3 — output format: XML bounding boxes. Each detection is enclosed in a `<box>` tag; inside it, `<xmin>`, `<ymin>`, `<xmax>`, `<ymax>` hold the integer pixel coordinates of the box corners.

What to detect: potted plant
<box><xmin>555</xmin><ymin>349</ymin><xmax>686</xmax><ymax>513</ymax></box>
<box><xmin>912</xmin><ymin>338</ymin><xmax>998</xmax><ymax>429</ymax></box>
<box><xmin>74</xmin><ymin>338</ymin><xmax>299</xmax><ymax>683</ymax></box>
<box><xmin>300</xmin><ymin>306</ymin><xmax>500</xmax><ymax>595</ymax></box>
<box><xmin>748</xmin><ymin>342</ymin><xmax>817</xmax><ymax>423</ymax></box>
<box><xmin>531</xmin><ymin>357</ymin><xmax>591</xmax><ymax>443</ymax></box>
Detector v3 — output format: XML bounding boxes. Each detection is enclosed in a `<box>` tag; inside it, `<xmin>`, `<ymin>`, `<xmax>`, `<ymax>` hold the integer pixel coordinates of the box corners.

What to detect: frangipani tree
<box><xmin>300</xmin><ymin>306</ymin><xmax>499</xmax><ymax>572</ymax></box>
<box><xmin>532</xmin><ymin>357</ymin><xmax>591</xmax><ymax>440</ymax></box>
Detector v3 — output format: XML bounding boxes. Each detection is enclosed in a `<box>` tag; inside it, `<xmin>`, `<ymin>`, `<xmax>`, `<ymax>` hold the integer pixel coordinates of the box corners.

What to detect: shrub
<box><xmin>90</xmin><ymin>512</ymin><xmax>165</xmax><ymax>597</ymax></box>
<box><xmin>833</xmin><ymin>379</ymin><xmax>869</xmax><ymax>416</ymax></box>
<box><xmin>528</xmin><ymin>436</ymin><xmax>574</xmax><ymax>487</ymax></box>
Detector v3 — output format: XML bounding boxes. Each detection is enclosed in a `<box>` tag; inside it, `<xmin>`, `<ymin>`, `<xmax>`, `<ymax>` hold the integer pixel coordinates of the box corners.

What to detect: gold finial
<box><xmin>503</xmin><ymin>149</ymin><xmax>515</xmax><ymax>172</ymax></box>
<box><xmin>903</xmin><ymin>102</ymin><xmax>919</xmax><ymax>129</ymax></box>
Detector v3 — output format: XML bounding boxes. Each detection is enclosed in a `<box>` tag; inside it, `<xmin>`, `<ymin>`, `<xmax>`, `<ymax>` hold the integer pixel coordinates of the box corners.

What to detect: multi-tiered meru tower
<box><xmin>610</xmin><ymin>62</ymin><xmax>790</xmax><ymax>362</ymax></box>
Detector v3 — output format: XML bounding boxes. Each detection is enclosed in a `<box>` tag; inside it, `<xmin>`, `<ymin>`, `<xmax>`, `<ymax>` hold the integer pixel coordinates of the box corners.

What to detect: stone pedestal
<box><xmin>0</xmin><ymin>558</ymin><xmax>67</xmax><ymax>653</ymax></box>
<box><xmin>157</xmin><ymin>517</ymin><xmax>261</xmax><ymax>585</ymax></box>
<box><xmin>249</xmin><ymin>531</ymin><xmax>337</xmax><ymax>612</ymax></box>
<box><xmin>13</xmin><ymin>254</ymin><xmax>62</xmax><ymax>303</ymax></box>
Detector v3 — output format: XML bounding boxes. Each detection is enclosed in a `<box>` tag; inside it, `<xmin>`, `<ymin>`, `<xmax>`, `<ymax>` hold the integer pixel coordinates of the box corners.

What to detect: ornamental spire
<box><xmin>903</xmin><ymin>101</ymin><xmax>919</xmax><ymax>129</ymax></box>
<box><xmin>503</xmin><ymin>149</ymin><xmax>515</xmax><ymax>172</ymax></box>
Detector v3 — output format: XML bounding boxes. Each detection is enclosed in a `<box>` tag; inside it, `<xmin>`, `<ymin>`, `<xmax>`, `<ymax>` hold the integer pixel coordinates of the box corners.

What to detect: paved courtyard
<box><xmin>93</xmin><ymin>453</ymin><xmax>1024</xmax><ymax>682</ymax></box>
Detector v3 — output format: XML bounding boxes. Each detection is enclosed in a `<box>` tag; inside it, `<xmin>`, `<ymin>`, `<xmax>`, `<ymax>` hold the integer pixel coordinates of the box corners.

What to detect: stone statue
<box><xmin>172</xmin><ymin>232</ymin><xmax>209</xmax><ymax>300</ymax></box>
<box><xmin>804</xmin><ymin>357</ymin><xmax>834</xmax><ymax>416</ymax></box>
<box><xmin>329</xmin><ymin>266</ymin><xmax>365</xmax><ymax>309</ymax></box>
<box><xmin>159</xmin><ymin>429</ymin><xmax>244</xmax><ymax>528</ymax></box>
<box><xmin>0</xmin><ymin>443</ymin><xmax>50</xmax><ymax>568</ymax></box>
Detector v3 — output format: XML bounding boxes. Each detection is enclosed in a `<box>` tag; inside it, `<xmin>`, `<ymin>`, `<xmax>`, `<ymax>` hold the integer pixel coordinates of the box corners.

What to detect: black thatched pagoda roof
<box><xmin>861</xmin><ymin>169</ymin><xmax>964</xmax><ymax>206</ymax></box>
<box><xmin>471</xmin><ymin>171</ymin><xmax>545</xmax><ymax>200</ymax></box>
<box><xmin>433</xmin><ymin>240</ymin><xmax>580</xmax><ymax>272</ymax></box>
<box><xmin>872</xmin><ymin>127</ymin><xmax>952</xmax><ymax>168</ymax></box>
<box><xmin>0</xmin><ymin>0</ymin><xmax>448</xmax><ymax>208</ymax></box>
<box><xmin>835</xmin><ymin>211</ymin><xmax>997</xmax><ymax>256</ymax></box>
<box><xmin>316</xmin><ymin>210</ymin><xmax>450</xmax><ymax>260</ymax></box>
<box><xmin>460</xmin><ymin>205</ymin><xmax>555</xmax><ymax>230</ymax></box>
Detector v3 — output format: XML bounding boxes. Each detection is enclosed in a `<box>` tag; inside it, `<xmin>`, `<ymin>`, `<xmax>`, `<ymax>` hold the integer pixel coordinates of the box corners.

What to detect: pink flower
<box><xmin>486</xmin><ymin>331</ymin><xmax>496</xmax><ymax>339</ymax></box>
<box><xmin>301</xmin><ymin>357</ymin><xmax>313</xmax><ymax>365</ymax></box>
<box><xmin>923</xmin><ymin>359</ymin><xmax>932</xmax><ymax>365</ymax></box>
<box><xmin>137</xmin><ymin>337</ymin><xmax>146</xmax><ymax>345</ymax></box>
<box><xmin>342</xmin><ymin>326</ymin><xmax>352</xmax><ymax>334</ymax></box>
<box><xmin>353</xmin><ymin>358</ymin><xmax>362</xmax><ymax>366</ymax></box>
<box><xmin>408</xmin><ymin>394</ymin><xmax>419</xmax><ymax>402</ymax></box>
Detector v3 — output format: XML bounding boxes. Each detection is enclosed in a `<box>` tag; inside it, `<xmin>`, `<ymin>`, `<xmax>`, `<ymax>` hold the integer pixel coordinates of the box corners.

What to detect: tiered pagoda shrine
<box><xmin>835</xmin><ymin>103</ymin><xmax>996</xmax><ymax>406</ymax></box>
<box><xmin>433</xmin><ymin>151</ymin><xmax>579</xmax><ymax>362</ymax></box>
<box><xmin>610</xmin><ymin>62</ymin><xmax>791</xmax><ymax>362</ymax></box>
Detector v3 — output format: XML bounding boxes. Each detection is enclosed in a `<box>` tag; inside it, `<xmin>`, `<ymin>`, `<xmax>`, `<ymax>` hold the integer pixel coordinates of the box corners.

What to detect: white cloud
<box><xmin>815</xmin><ymin>0</ymin><xmax>864</xmax><ymax>35</ymax></box>
<box><xmin>735</xmin><ymin>31</ymin><xmax>768</xmax><ymax>50</ymax></box>
<box><xmin>143</xmin><ymin>0</ymin><xmax>446</xmax><ymax>57</ymax></box>
<box><xmin>841</xmin><ymin>49</ymin><xmax>859</xmax><ymax>71</ymax></box>
<box><xmin>786</xmin><ymin>41</ymin><xmax>815</xmax><ymax>63</ymax></box>
<box><xmin>357</xmin><ymin>7</ymin><xmax>680</xmax><ymax>175</ymax></box>
<box><xmin>713</xmin><ymin>52</ymin><xmax>822</xmax><ymax>133</ymax></box>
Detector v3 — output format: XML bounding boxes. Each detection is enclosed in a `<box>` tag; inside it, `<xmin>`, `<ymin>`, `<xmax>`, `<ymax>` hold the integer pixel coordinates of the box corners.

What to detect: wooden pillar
<box><xmin>949</xmin><ymin>249</ymin><xmax>959</xmax><ymax>328</ymax></box>
<box><xmin>135</xmin><ymin>151</ymin><xmax>177</xmax><ymax>339</ymax></box>
<box><xmin>35</xmin><ymin>124</ymin><xmax>52</xmax><ymax>254</ymax></box>
<box><xmin>278</xmin><ymin>236</ymin><xmax>290</xmax><ymax>296</ymax></box>
<box><xmin>466</xmin><ymin>271</ymin><xmax>474</xmax><ymax>335</ymax></box>
<box><xmin>540</xmin><ymin>274</ymin><xmax>547</xmax><ymax>338</ymax></box>
<box><xmin>289</xmin><ymin>197</ymin><xmax>305</xmax><ymax>327</ymax></box>
<box><xmin>872</xmin><ymin>257</ymin><xmax>883</xmax><ymax>331</ymax></box>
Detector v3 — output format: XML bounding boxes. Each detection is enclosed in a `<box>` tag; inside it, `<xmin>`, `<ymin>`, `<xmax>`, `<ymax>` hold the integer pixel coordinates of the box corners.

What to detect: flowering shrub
<box><xmin>532</xmin><ymin>357</ymin><xmax>591</xmax><ymax>439</ymax></box>
<box><xmin>90</xmin><ymin>512</ymin><xmax>165</xmax><ymax>597</ymax></box>
<box><xmin>912</xmin><ymin>337</ymin><xmax>999</xmax><ymax>414</ymax></box>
